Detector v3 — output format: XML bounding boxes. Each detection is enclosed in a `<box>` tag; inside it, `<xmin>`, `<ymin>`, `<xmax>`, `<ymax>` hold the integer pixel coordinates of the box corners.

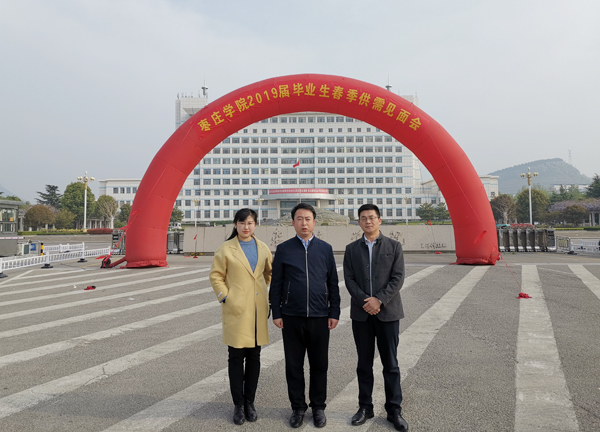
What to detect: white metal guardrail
<box><xmin>569</xmin><ymin>238</ymin><xmax>600</xmax><ymax>255</ymax></box>
<box><xmin>556</xmin><ymin>236</ymin><xmax>572</xmax><ymax>254</ymax></box>
<box><xmin>0</xmin><ymin>243</ymin><xmax>111</xmax><ymax>277</ymax></box>
<box><xmin>43</xmin><ymin>243</ymin><xmax>85</xmax><ymax>253</ymax></box>
<box><xmin>555</xmin><ymin>236</ymin><xmax>600</xmax><ymax>255</ymax></box>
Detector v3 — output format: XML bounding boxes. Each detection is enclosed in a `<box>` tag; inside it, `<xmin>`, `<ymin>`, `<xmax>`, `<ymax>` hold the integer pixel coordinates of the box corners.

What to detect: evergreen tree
<box><xmin>562</xmin><ymin>204</ymin><xmax>588</xmax><ymax>226</ymax></box>
<box><xmin>24</xmin><ymin>205</ymin><xmax>55</xmax><ymax>230</ymax></box>
<box><xmin>515</xmin><ymin>186</ymin><xmax>550</xmax><ymax>223</ymax></box>
<box><xmin>54</xmin><ymin>209</ymin><xmax>76</xmax><ymax>229</ymax></box>
<box><xmin>416</xmin><ymin>202</ymin><xmax>435</xmax><ymax>222</ymax></box>
<box><xmin>36</xmin><ymin>185</ymin><xmax>62</xmax><ymax>209</ymax></box>
<box><xmin>61</xmin><ymin>182</ymin><xmax>95</xmax><ymax>227</ymax></box>
<box><xmin>434</xmin><ymin>202</ymin><xmax>450</xmax><ymax>222</ymax></box>
<box><xmin>171</xmin><ymin>206</ymin><xmax>184</xmax><ymax>223</ymax></box>
<box><xmin>118</xmin><ymin>203</ymin><xmax>132</xmax><ymax>224</ymax></box>
<box><xmin>586</xmin><ymin>174</ymin><xmax>600</xmax><ymax>198</ymax></box>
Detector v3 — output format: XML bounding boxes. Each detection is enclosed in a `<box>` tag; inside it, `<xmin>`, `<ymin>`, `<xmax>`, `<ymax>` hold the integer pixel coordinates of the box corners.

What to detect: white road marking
<box><xmin>0</xmin><ymin>288</ymin><xmax>209</xmax><ymax>340</ymax></box>
<box><xmin>0</xmin><ymin>301</ymin><xmax>218</xmax><ymax>367</ymax></box>
<box><xmin>0</xmin><ymin>324</ymin><xmax>223</xmax><ymax>420</ymax></box>
<box><xmin>514</xmin><ymin>265</ymin><xmax>578</xmax><ymax>432</ymax></box>
<box><xmin>0</xmin><ymin>268</ymin><xmax>210</xmax><ymax>304</ymax></box>
<box><xmin>324</xmin><ymin>266</ymin><xmax>489</xmax><ymax>431</ymax></box>
<box><xmin>569</xmin><ymin>264</ymin><xmax>600</xmax><ymax>301</ymax></box>
<box><xmin>100</xmin><ymin>266</ymin><xmax>445</xmax><ymax>432</ymax></box>
<box><xmin>0</xmin><ymin>276</ymin><xmax>210</xmax><ymax>321</ymax></box>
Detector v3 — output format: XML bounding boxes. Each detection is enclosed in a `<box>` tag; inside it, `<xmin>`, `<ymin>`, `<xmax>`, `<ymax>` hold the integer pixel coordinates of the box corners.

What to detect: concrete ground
<box><xmin>0</xmin><ymin>250</ymin><xmax>599</xmax><ymax>431</ymax></box>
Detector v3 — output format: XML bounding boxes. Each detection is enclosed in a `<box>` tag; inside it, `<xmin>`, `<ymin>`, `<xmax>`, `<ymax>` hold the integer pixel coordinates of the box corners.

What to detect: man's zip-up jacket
<box><xmin>269</xmin><ymin>236</ymin><xmax>341</xmax><ymax>320</ymax></box>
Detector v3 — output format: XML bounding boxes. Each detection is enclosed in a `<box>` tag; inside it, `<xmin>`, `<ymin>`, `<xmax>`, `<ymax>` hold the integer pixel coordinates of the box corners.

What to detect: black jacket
<box><xmin>270</xmin><ymin>236</ymin><xmax>341</xmax><ymax>320</ymax></box>
<box><xmin>343</xmin><ymin>233</ymin><xmax>405</xmax><ymax>322</ymax></box>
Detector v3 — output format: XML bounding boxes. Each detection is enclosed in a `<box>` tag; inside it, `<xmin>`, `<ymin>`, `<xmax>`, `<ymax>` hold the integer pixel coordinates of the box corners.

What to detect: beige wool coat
<box><xmin>209</xmin><ymin>235</ymin><xmax>273</xmax><ymax>349</ymax></box>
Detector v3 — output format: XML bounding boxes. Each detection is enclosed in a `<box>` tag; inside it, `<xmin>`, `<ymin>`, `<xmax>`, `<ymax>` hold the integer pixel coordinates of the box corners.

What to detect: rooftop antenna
<box><xmin>202</xmin><ymin>78</ymin><xmax>208</xmax><ymax>101</ymax></box>
<box><xmin>385</xmin><ymin>74</ymin><xmax>392</xmax><ymax>92</ymax></box>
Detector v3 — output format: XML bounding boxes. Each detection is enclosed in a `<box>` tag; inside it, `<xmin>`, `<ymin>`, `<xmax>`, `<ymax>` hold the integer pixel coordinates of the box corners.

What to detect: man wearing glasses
<box><xmin>343</xmin><ymin>204</ymin><xmax>408</xmax><ymax>431</ymax></box>
<box><xmin>270</xmin><ymin>203</ymin><xmax>341</xmax><ymax>429</ymax></box>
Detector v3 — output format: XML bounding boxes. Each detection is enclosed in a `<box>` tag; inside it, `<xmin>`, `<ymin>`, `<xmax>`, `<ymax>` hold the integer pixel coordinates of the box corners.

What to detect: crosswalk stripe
<box><xmin>0</xmin><ymin>270</ymin><xmax>33</xmax><ymax>287</ymax></box>
<box><xmin>0</xmin><ymin>268</ymin><xmax>210</xmax><ymax>305</ymax></box>
<box><xmin>0</xmin><ymin>272</ymin><xmax>347</xmax><ymax>423</ymax></box>
<box><xmin>98</xmin><ymin>266</ymin><xmax>444</xmax><ymax>432</ymax></box>
<box><xmin>324</xmin><ymin>266</ymin><xmax>489</xmax><ymax>430</ymax></box>
<box><xmin>0</xmin><ymin>300</ymin><xmax>218</xmax><ymax>368</ymax></box>
<box><xmin>0</xmin><ymin>267</ymin><xmax>161</xmax><ymax>290</ymax></box>
<box><xmin>569</xmin><ymin>264</ymin><xmax>600</xmax><ymax>301</ymax></box>
<box><xmin>403</xmin><ymin>265</ymin><xmax>443</xmax><ymax>289</ymax></box>
<box><xmin>0</xmin><ymin>276</ymin><xmax>210</xmax><ymax>321</ymax></box>
<box><xmin>0</xmin><ymin>289</ymin><xmax>207</xmax><ymax>340</ymax></box>
<box><xmin>515</xmin><ymin>265</ymin><xmax>578</xmax><ymax>431</ymax></box>
<box><xmin>0</xmin><ymin>324</ymin><xmax>223</xmax><ymax>420</ymax></box>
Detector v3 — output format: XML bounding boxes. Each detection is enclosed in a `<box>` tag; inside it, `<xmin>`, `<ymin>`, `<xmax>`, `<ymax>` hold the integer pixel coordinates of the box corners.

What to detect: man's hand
<box><xmin>328</xmin><ymin>318</ymin><xmax>339</xmax><ymax>330</ymax></box>
<box><xmin>363</xmin><ymin>297</ymin><xmax>381</xmax><ymax>315</ymax></box>
<box><xmin>273</xmin><ymin>318</ymin><xmax>283</xmax><ymax>329</ymax></box>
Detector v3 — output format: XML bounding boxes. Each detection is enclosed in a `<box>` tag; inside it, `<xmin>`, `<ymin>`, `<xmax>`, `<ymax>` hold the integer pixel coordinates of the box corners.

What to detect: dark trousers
<box><xmin>352</xmin><ymin>316</ymin><xmax>403</xmax><ymax>414</ymax></box>
<box><xmin>228</xmin><ymin>345</ymin><xmax>261</xmax><ymax>407</ymax></box>
<box><xmin>282</xmin><ymin>314</ymin><xmax>330</xmax><ymax>411</ymax></box>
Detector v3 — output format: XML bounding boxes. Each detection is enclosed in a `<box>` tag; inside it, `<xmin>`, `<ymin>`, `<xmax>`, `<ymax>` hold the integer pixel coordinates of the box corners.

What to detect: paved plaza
<box><xmin>0</xmin><ymin>251</ymin><xmax>599</xmax><ymax>431</ymax></box>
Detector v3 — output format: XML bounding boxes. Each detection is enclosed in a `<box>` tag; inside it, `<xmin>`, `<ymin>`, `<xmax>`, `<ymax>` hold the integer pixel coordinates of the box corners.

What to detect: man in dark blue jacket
<box><xmin>343</xmin><ymin>204</ymin><xmax>407</xmax><ymax>431</ymax></box>
<box><xmin>270</xmin><ymin>203</ymin><xmax>341</xmax><ymax>429</ymax></box>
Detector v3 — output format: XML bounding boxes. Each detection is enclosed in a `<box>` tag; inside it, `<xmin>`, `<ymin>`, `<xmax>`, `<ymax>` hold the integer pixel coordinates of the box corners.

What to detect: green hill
<box><xmin>489</xmin><ymin>158</ymin><xmax>592</xmax><ymax>195</ymax></box>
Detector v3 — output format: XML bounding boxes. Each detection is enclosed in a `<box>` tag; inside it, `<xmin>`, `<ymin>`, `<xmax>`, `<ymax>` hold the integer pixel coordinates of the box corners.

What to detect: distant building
<box><xmin>99</xmin><ymin>89</ymin><xmax>497</xmax><ymax>223</ymax></box>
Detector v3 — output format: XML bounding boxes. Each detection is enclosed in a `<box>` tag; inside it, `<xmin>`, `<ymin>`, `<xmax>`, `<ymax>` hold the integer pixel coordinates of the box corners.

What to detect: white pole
<box><xmin>83</xmin><ymin>185</ymin><xmax>88</xmax><ymax>232</ymax></box>
<box><xmin>528</xmin><ymin>184</ymin><xmax>533</xmax><ymax>225</ymax></box>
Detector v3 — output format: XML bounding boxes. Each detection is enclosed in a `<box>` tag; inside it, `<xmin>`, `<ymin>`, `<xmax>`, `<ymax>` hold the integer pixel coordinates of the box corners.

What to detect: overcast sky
<box><xmin>1</xmin><ymin>0</ymin><xmax>599</xmax><ymax>203</ymax></box>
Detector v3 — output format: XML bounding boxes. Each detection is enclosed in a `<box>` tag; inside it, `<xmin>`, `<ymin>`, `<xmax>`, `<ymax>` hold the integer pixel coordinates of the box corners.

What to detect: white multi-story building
<box><xmin>99</xmin><ymin>90</ymin><xmax>497</xmax><ymax>224</ymax></box>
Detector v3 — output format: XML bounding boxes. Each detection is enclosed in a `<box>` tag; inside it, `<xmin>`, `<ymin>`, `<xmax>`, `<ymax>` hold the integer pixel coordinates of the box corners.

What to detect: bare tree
<box><xmin>95</xmin><ymin>195</ymin><xmax>119</xmax><ymax>228</ymax></box>
<box><xmin>490</xmin><ymin>194</ymin><xmax>517</xmax><ymax>224</ymax></box>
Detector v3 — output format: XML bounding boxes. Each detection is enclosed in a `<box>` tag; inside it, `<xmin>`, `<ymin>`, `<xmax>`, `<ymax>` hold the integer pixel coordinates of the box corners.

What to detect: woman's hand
<box><xmin>273</xmin><ymin>318</ymin><xmax>283</xmax><ymax>329</ymax></box>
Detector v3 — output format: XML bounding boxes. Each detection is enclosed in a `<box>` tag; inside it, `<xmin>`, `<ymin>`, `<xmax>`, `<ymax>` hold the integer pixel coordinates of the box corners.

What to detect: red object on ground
<box><xmin>84</xmin><ymin>286</ymin><xmax>96</xmax><ymax>291</ymax></box>
<box><xmin>517</xmin><ymin>292</ymin><xmax>532</xmax><ymax>299</ymax></box>
<box><xmin>435</xmin><ymin>251</ymin><xmax>442</xmax><ymax>254</ymax></box>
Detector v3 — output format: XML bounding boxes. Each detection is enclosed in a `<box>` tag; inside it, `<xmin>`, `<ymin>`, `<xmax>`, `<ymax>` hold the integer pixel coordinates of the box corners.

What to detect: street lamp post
<box><xmin>520</xmin><ymin>167</ymin><xmax>538</xmax><ymax>224</ymax></box>
<box><xmin>258</xmin><ymin>198</ymin><xmax>264</xmax><ymax>226</ymax></box>
<box><xmin>77</xmin><ymin>171</ymin><xmax>95</xmax><ymax>232</ymax></box>
<box><xmin>193</xmin><ymin>199</ymin><xmax>201</xmax><ymax>227</ymax></box>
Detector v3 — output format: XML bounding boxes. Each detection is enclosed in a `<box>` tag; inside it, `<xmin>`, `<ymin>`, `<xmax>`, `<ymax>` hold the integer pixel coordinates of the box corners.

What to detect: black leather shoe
<box><xmin>290</xmin><ymin>409</ymin><xmax>305</xmax><ymax>428</ymax></box>
<box><xmin>244</xmin><ymin>401</ymin><xmax>257</xmax><ymax>422</ymax></box>
<box><xmin>233</xmin><ymin>405</ymin><xmax>245</xmax><ymax>425</ymax></box>
<box><xmin>312</xmin><ymin>409</ymin><xmax>326</xmax><ymax>428</ymax></box>
<box><xmin>387</xmin><ymin>408</ymin><xmax>408</xmax><ymax>431</ymax></box>
<box><xmin>351</xmin><ymin>407</ymin><xmax>374</xmax><ymax>425</ymax></box>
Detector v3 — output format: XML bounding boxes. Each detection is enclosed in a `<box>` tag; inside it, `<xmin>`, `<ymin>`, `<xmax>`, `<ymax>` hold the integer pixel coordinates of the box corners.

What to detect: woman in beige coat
<box><xmin>209</xmin><ymin>208</ymin><xmax>273</xmax><ymax>426</ymax></box>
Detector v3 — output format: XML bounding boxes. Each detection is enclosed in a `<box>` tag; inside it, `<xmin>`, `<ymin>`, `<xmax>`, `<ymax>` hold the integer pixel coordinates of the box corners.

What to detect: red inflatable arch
<box><xmin>122</xmin><ymin>74</ymin><xmax>498</xmax><ymax>267</ymax></box>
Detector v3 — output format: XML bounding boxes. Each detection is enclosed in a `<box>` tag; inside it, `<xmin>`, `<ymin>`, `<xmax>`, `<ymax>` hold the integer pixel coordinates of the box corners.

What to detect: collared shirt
<box><xmin>296</xmin><ymin>234</ymin><xmax>314</xmax><ymax>250</ymax></box>
<box><xmin>364</xmin><ymin>235</ymin><xmax>378</xmax><ymax>296</ymax></box>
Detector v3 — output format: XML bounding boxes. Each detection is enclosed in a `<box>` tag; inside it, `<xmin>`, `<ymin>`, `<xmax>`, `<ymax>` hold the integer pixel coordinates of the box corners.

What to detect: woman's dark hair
<box><xmin>227</xmin><ymin>208</ymin><xmax>258</xmax><ymax>240</ymax></box>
